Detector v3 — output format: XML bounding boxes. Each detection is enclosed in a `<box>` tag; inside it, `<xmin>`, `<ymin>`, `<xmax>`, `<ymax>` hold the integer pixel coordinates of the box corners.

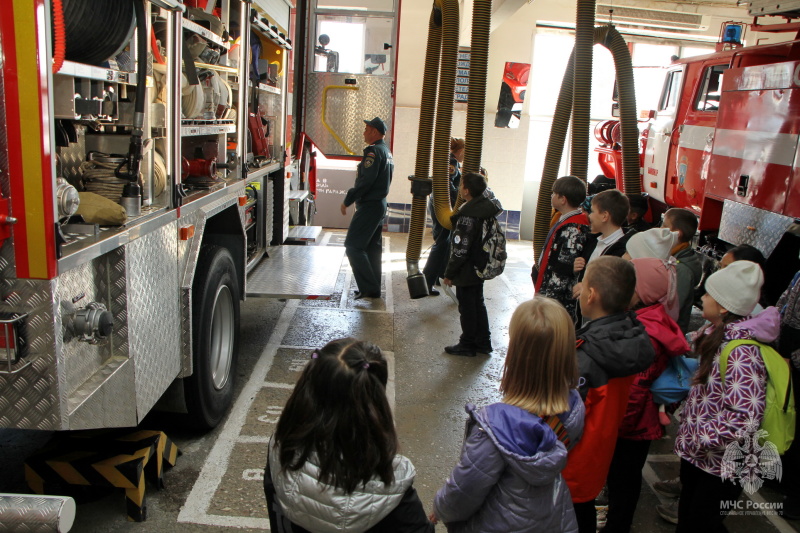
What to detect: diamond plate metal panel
<box><xmin>718</xmin><ymin>199</ymin><xmax>795</xmax><ymax>257</ymax></box>
<box><xmin>0</xmin><ymin>247</ymin><xmax>62</xmax><ymax>429</ymax></box>
<box><xmin>177</xmin><ymin>212</ymin><xmax>207</xmax><ymax>377</ymax></box>
<box><xmin>68</xmin><ymin>356</ymin><xmax>136</xmax><ymax>429</ymax></box>
<box><xmin>56</xmin><ymin>247</ymin><xmax>135</xmax><ymax>429</ymax></box>
<box><xmin>56</xmin><ymin>249</ymin><xmax>128</xmax><ymax>395</ymax></box>
<box><xmin>246</xmin><ymin>245</ymin><xmax>345</xmax><ymax>298</ymax></box>
<box><xmin>304</xmin><ymin>74</ymin><xmax>394</xmax><ymax>157</ymax></box>
<box><xmin>55</xmin><ymin>125</ymin><xmax>86</xmax><ymax>188</ymax></box>
<box><xmin>127</xmin><ymin>221</ymin><xmax>182</xmax><ymax>418</ymax></box>
<box><xmin>0</xmin><ymin>494</ymin><xmax>75</xmax><ymax>533</ymax></box>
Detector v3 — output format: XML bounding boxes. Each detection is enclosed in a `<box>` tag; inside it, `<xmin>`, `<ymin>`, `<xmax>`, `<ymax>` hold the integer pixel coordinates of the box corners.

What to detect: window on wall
<box><xmin>530</xmin><ymin>32</ymin><xmax>616</xmax><ymax>119</ymax></box>
<box><xmin>314</xmin><ymin>16</ymin><xmax>393</xmax><ymax>74</ymax></box>
<box><xmin>681</xmin><ymin>46</ymin><xmax>714</xmax><ymax>58</ymax></box>
<box><xmin>632</xmin><ymin>43</ymin><xmax>677</xmax><ymax>112</ymax></box>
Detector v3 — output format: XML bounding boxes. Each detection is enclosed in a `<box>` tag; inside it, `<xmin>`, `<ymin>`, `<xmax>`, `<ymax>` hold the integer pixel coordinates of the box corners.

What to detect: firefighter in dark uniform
<box><xmin>340</xmin><ymin>117</ymin><xmax>394</xmax><ymax>299</ymax></box>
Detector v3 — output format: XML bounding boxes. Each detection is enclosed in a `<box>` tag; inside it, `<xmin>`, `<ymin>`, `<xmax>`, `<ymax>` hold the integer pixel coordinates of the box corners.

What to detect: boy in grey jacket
<box><xmin>662</xmin><ymin>208</ymin><xmax>702</xmax><ymax>333</ymax></box>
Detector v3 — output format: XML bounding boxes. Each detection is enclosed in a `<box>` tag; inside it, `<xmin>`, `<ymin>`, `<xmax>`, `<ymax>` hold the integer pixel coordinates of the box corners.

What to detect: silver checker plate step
<box><xmin>246</xmin><ymin>245</ymin><xmax>345</xmax><ymax>299</ymax></box>
<box><xmin>286</xmin><ymin>225</ymin><xmax>323</xmax><ymax>242</ymax></box>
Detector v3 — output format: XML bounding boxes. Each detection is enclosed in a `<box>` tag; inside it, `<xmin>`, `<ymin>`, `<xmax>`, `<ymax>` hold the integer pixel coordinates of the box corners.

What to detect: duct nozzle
<box><xmin>409</xmin><ymin>176</ymin><xmax>433</xmax><ymax>199</ymax></box>
<box><xmin>407</xmin><ymin>272</ymin><xmax>429</xmax><ymax>299</ymax></box>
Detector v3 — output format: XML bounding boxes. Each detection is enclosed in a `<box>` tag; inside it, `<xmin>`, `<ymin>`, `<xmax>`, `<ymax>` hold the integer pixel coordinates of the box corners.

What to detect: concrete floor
<box><xmin>0</xmin><ymin>230</ymin><xmax>796</xmax><ymax>532</ymax></box>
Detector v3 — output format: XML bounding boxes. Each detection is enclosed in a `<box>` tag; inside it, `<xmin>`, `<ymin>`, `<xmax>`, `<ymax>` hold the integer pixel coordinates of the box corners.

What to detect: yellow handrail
<box><xmin>321</xmin><ymin>85</ymin><xmax>360</xmax><ymax>155</ymax></box>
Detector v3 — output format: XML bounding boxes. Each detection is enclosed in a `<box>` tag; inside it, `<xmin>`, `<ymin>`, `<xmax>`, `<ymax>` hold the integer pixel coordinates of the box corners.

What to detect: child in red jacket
<box><xmin>602</xmin><ymin>258</ymin><xmax>689</xmax><ymax>533</ymax></box>
<box><xmin>562</xmin><ymin>256</ymin><xmax>655</xmax><ymax>533</ymax></box>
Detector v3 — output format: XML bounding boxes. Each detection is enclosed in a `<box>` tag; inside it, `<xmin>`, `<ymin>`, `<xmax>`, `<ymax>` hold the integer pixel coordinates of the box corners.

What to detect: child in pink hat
<box><xmin>603</xmin><ymin>258</ymin><xmax>688</xmax><ymax>532</ymax></box>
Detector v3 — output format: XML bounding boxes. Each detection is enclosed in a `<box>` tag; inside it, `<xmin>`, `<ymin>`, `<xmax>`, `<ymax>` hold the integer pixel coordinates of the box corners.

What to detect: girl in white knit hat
<box><xmin>672</xmin><ymin>260</ymin><xmax>781</xmax><ymax>532</ymax></box>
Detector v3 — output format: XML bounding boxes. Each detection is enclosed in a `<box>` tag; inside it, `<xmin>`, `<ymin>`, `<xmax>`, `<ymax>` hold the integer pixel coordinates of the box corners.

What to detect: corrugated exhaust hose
<box><xmin>406</xmin><ymin>0</ymin><xmax>491</xmax><ymax>299</ymax></box>
<box><xmin>532</xmin><ymin>21</ymin><xmax>640</xmax><ymax>261</ymax></box>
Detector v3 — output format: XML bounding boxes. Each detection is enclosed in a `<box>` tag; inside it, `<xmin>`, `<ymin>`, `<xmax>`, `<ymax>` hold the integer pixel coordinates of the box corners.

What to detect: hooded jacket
<box><xmin>674</xmin><ymin>246</ymin><xmax>702</xmax><ymax>333</ymax></box>
<box><xmin>267</xmin><ymin>445</ymin><xmax>432</xmax><ymax>533</ymax></box>
<box><xmin>562</xmin><ymin>312</ymin><xmax>655</xmax><ymax>503</ymax></box>
<box><xmin>444</xmin><ymin>189</ymin><xmax>503</xmax><ymax>287</ymax></box>
<box><xmin>619</xmin><ymin>303</ymin><xmax>689</xmax><ymax>441</ymax></box>
<box><xmin>434</xmin><ymin>391</ymin><xmax>585</xmax><ymax>533</ymax></box>
<box><xmin>675</xmin><ymin>307</ymin><xmax>780</xmax><ymax>476</ymax></box>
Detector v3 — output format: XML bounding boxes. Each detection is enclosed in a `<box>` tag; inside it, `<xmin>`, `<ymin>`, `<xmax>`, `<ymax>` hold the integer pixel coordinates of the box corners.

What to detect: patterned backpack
<box><xmin>474</xmin><ymin>216</ymin><xmax>507</xmax><ymax>280</ymax></box>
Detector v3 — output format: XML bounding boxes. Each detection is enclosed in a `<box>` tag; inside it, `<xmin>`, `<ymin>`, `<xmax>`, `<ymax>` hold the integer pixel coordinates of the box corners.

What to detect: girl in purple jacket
<box><xmin>431</xmin><ymin>297</ymin><xmax>585</xmax><ymax>533</ymax></box>
<box><xmin>674</xmin><ymin>261</ymin><xmax>776</xmax><ymax>532</ymax></box>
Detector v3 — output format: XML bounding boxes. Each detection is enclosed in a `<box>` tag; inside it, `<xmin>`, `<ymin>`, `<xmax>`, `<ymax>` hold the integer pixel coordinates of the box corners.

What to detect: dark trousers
<box><xmin>573</xmin><ymin>499</ymin><xmax>597</xmax><ymax>533</ymax></box>
<box><xmin>422</xmin><ymin>202</ymin><xmax>451</xmax><ymax>289</ymax></box>
<box><xmin>345</xmin><ymin>200</ymin><xmax>385</xmax><ymax>296</ymax></box>
<box><xmin>456</xmin><ymin>283</ymin><xmax>490</xmax><ymax>350</ymax></box>
<box><xmin>602</xmin><ymin>438</ymin><xmax>652</xmax><ymax>533</ymax></box>
<box><xmin>676</xmin><ymin>459</ymin><xmax>743</xmax><ymax>533</ymax></box>
<box><xmin>779</xmin><ymin>326</ymin><xmax>800</xmax><ymax>498</ymax></box>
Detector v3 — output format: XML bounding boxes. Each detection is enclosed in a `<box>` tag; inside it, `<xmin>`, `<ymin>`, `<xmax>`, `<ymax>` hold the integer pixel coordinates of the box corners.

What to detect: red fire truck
<box><xmin>598</xmin><ymin>10</ymin><xmax>800</xmax><ymax>302</ymax></box>
<box><xmin>0</xmin><ymin>0</ymin><xmax>398</xmax><ymax>432</ymax></box>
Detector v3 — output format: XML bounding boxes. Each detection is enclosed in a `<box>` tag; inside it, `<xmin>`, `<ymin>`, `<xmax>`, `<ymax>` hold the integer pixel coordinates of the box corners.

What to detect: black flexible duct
<box><xmin>406</xmin><ymin>8</ymin><xmax>442</xmax><ymax>280</ymax></box>
<box><xmin>430</xmin><ymin>0</ymin><xmax>459</xmax><ymax>231</ymax></box>
<box><xmin>532</xmin><ymin>24</ymin><xmax>640</xmax><ymax>260</ymax></box>
<box><xmin>570</xmin><ymin>0</ymin><xmax>595</xmax><ymax>180</ymax></box>
<box><xmin>406</xmin><ymin>0</ymin><xmax>491</xmax><ymax>298</ymax></box>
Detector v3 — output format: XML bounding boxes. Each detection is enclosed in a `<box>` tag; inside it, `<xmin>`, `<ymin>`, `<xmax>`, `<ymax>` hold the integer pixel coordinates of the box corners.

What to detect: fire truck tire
<box><xmin>185</xmin><ymin>244</ymin><xmax>240</xmax><ymax>430</ymax></box>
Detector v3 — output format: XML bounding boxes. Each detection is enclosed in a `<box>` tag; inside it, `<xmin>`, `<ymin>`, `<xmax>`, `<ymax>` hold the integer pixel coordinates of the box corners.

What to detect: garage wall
<box><xmin>388</xmin><ymin>0</ymin><xmax>790</xmax><ymax>221</ymax></box>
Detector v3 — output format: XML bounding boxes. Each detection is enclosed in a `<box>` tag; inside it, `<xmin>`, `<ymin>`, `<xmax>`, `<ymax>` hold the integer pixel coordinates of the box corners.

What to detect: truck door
<box><xmin>299</xmin><ymin>0</ymin><xmax>398</xmax><ymax>157</ymax></box>
<box><xmin>643</xmin><ymin>68</ymin><xmax>683</xmax><ymax>204</ymax></box>
<box><xmin>667</xmin><ymin>62</ymin><xmax>729</xmax><ymax>214</ymax></box>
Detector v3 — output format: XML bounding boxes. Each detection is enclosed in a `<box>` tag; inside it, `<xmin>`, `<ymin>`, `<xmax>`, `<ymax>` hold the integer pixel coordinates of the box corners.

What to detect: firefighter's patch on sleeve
<box><xmin>364</xmin><ymin>156</ymin><xmax>375</xmax><ymax>168</ymax></box>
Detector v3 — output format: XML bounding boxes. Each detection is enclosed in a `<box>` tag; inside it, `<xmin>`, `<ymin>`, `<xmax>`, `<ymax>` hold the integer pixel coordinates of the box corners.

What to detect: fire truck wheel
<box><xmin>185</xmin><ymin>244</ymin><xmax>240</xmax><ymax>430</ymax></box>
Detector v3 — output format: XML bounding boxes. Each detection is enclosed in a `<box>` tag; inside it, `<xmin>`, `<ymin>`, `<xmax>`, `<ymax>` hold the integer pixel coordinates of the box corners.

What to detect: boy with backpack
<box><xmin>442</xmin><ymin>172</ymin><xmax>503</xmax><ymax>357</ymax></box>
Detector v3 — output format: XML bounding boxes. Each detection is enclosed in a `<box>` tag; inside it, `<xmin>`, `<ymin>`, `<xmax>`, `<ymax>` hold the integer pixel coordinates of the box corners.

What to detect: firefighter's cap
<box><xmin>364</xmin><ymin>117</ymin><xmax>387</xmax><ymax>135</ymax></box>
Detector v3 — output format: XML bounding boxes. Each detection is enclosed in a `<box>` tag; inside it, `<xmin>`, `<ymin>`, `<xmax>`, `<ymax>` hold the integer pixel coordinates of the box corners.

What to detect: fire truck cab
<box><xmin>599</xmin><ymin>13</ymin><xmax>800</xmax><ymax>301</ymax></box>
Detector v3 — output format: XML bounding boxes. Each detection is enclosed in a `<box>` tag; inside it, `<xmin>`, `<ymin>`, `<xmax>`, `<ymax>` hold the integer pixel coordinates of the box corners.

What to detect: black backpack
<box><xmin>474</xmin><ymin>217</ymin><xmax>507</xmax><ymax>280</ymax></box>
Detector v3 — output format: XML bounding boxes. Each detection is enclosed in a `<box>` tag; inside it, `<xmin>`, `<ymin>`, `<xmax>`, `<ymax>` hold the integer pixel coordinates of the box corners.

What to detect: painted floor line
<box><xmin>237</xmin><ymin>435</ymin><xmax>272</xmax><ymax>444</ymax></box>
<box><xmin>263</xmin><ymin>381</ymin><xmax>294</xmax><ymax>390</ymax></box>
<box><xmin>177</xmin><ymin>298</ymin><xmax>300</xmax><ymax>529</ymax></box>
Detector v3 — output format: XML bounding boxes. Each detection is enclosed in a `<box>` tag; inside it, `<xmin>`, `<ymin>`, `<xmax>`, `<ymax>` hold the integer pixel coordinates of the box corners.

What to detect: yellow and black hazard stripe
<box><xmin>24</xmin><ymin>430</ymin><xmax>179</xmax><ymax>522</ymax></box>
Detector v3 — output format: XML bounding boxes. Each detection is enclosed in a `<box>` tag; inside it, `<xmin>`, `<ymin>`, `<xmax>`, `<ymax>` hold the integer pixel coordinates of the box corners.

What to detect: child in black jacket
<box><xmin>442</xmin><ymin>172</ymin><xmax>503</xmax><ymax>357</ymax></box>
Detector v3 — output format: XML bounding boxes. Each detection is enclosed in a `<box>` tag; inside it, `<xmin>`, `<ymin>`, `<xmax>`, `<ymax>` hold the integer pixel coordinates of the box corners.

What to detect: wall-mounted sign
<box><xmin>455</xmin><ymin>47</ymin><xmax>470</xmax><ymax>103</ymax></box>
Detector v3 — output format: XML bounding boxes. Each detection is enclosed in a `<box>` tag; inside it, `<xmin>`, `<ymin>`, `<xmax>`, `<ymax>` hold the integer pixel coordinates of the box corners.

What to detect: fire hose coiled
<box><xmin>60</xmin><ymin>0</ymin><xmax>136</xmax><ymax>66</ymax></box>
<box><xmin>82</xmin><ymin>158</ymin><xmax>132</xmax><ymax>203</ymax></box>
<box><xmin>532</xmin><ymin>22</ymin><xmax>640</xmax><ymax>260</ymax></box>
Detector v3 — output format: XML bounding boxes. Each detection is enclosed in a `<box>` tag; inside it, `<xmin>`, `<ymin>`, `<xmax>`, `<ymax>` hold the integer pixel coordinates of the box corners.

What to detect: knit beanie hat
<box><xmin>626</xmin><ymin>228</ymin><xmax>678</xmax><ymax>260</ymax></box>
<box><xmin>704</xmin><ymin>260</ymin><xmax>764</xmax><ymax>316</ymax></box>
<box><xmin>631</xmin><ymin>257</ymin><xmax>679</xmax><ymax>320</ymax></box>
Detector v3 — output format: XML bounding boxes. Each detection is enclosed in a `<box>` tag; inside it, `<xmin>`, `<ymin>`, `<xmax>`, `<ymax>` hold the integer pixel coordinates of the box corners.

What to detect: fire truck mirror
<box><xmin>611</xmin><ymin>103</ymin><xmax>620</xmax><ymax>118</ymax></box>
